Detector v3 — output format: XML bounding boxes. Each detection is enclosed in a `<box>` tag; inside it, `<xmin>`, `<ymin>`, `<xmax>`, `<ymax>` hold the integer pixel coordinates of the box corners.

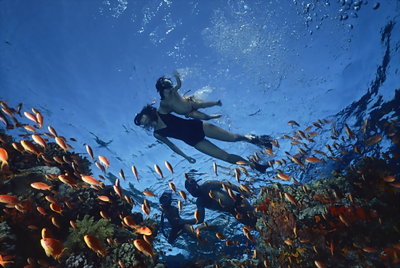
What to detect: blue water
<box><xmin>1</xmin><ymin>0</ymin><xmax>400</xmax><ymax>264</ymax></box>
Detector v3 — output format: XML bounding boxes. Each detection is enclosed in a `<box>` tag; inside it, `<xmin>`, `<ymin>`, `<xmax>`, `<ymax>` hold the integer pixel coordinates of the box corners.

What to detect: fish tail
<box><xmin>1</xmin><ymin>161</ymin><xmax>8</xmax><ymax>170</ymax></box>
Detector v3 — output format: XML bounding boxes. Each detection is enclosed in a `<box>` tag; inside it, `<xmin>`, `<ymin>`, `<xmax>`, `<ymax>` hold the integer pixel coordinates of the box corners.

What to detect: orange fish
<box><xmin>85</xmin><ymin>144</ymin><xmax>94</xmax><ymax>159</ymax></box>
<box><xmin>234</xmin><ymin>168</ymin><xmax>241</xmax><ymax>183</ymax></box>
<box><xmin>35</xmin><ymin>111</ymin><xmax>44</xmax><ymax>128</ymax></box>
<box><xmin>11</xmin><ymin>142</ymin><xmax>24</xmax><ymax>153</ymax></box>
<box><xmin>215</xmin><ymin>233</ymin><xmax>225</xmax><ymax>240</ymax></box>
<box><xmin>0</xmin><ymin>147</ymin><xmax>8</xmax><ymax>169</ymax></box>
<box><xmin>164</xmin><ymin>161</ymin><xmax>174</xmax><ymax>174</ymax></box>
<box><xmin>49</xmin><ymin>203</ymin><xmax>63</xmax><ymax>214</ymax></box>
<box><xmin>24</xmin><ymin>111</ymin><xmax>38</xmax><ymax>124</ymax></box>
<box><xmin>143</xmin><ymin>190</ymin><xmax>156</xmax><ymax>197</ymax></box>
<box><xmin>53</xmin><ymin>156</ymin><xmax>64</xmax><ymax>164</ymax></box>
<box><xmin>239</xmin><ymin>184</ymin><xmax>251</xmax><ymax>194</ymax></box>
<box><xmin>31</xmin><ymin>182</ymin><xmax>52</xmax><ymax>191</ymax></box>
<box><xmin>208</xmin><ymin>190</ymin><xmax>216</xmax><ymax>199</ymax></box>
<box><xmin>21</xmin><ymin>140</ymin><xmax>42</xmax><ymax>156</ymax></box>
<box><xmin>284</xmin><ymin>239</ymin><xmax>294</xmax><ymax>246</ymax></box>
<box><xmin>40</xmin><ymin>238</ymin><xmax>66</xmax><ymax>260</ymax></box>
<box><xmin>69</xmin><ymin>220</ymin><xmax>78</xmax><ymax>229</ymax></box>
<box><xmin>277</xmin><ymin>172</ymin><xmax>291</xmax><ymax>181</ymax></box>
<box><xmin>55</xmin><ymin>137</ymin><xmax>68</xmax><ymax>151</ymax></box>
<box><xmin>98</xmin><ymin>195</ymin><xmax>111</xmax><ymax>202</ymax></box>
<box><xmin>154</xmin><ymin>164</ymin><xmax>163</xmax><ymax>178</ymax></box>
<box><xmin>41</xmin><ymin>227</ymin><xmax>52</xmax><ymax>239</ymax></box>
<box><xmin>98</xmin><ymin>155</ymin><xmax>110</xmax><ymax>168</ymax></box>
<box><xmin>84</xmin><ymin>235</ymin><xmax>107</xmax><ymax>257</ymax></box>
<box><xmin>314</xmin><ymin>260</ymin><xmax>326</xmax><ymax>268</ymax></box>
<box><xmin>383</xmin><ymin>175</ymin><xmax>395</xmax><ymax>182</ymax></box>
<box><xmin>284</xmin><ymin>193</ymin><xmax>297</xmax><ymax>206</ymax></box>
<box><xmin>142</xmin><ymin>203</ymin><xmax>150</xmax><ymax>216</ymax></box>
<box><xmin>37</xmin><ymin>206</ymin><xmax>47</xmax><ymax>215</ymax></box>
<box><xmin>51</xmin><ymin>216</ymin><xmax>62</xmax><ymax>228</ymax></box>
<box><xmin>313</xmin><ymin>122</ymin><xmax>322</xmax><ymax>129</ymax></box>
<box><xmin>58</xmin><ymin>174</ymin><xmax>78</xmax><ymax>187</ymax></box>
<box><xmin>45</xmin><ymin>195</ymin><xmax>57</xmax><ymax>203</ymax></box>
<box><xmin>168</xmin><ymin>182</ymin><xmax>176</xmax><ymax>192</ymax></box>
<box><xmin>123</xmin><ymin>216</ymin><xmax>138</xmax><ymax>229</ymax></box>
<box><xmin>288</xmin><ymin>120</ymin><xmax>300</xmax><ymax>127</ymax></box>
<box><xmin>135</xmin><ymin>226</ymin><xmax>152</xmax><ymax>236</ymax></box>
<box><xmin>47</xmin><ymin>126</ymin><xmax>58</xmax><ymax>137</ymax></box>
<box><xmin>0</xmin><ymin>194</ymin><xmax>18</xmax><ymax>204</ymax></box>
<box><xmin>99</xmin><ymin>211</ymin><xmax>110</xmax><ymax>219</ymax></box>
<box><xmin>113</xmin><ymin>184</ymin><xmax>123</xmax><ymax>198</ymax></box>
<box><xmin>119</xmin><ymin>169</ymin><xmax>125</xmax><ymax>180</ymax></box>
<box><xmin>362</xmin><ymin>247</ymin><xmax>378</xmax><ymax>253</ymax></box>
<box><xmin>81</xmin><ymin>175</ymin><xmax>102</xmax><ymax>187</ymax></box>
<box><xmin>133</xmin><ymin>239</ymin><xmax>154</xmax><ymax>257</ymax></box>
<box><xmin>177</xmin><ymin>200</ymin><xmax>183</xmax><ymax>211</ymax></box>
<box><xmin>95</xmin><ymin>162</ymin><xmax>106</xmax><ymax>173</ymax></box>
<box><xmin>366</xmin><ymin>135</ymin><xmax>382</xmax><ymax>146</ymax></box>
<box><xmin>131</xmin><ymin>165</ymin><xmax>139</xmax><ymax>181</ymax></box>
<box><xmin>178</xmin><ymin>190</ymin><xmax>187</xmax><ymax>201</ymax></box>
<box><xmin>305</xmin><ymin>156</ymin><xmax>322</xmax><ymax>163</ymax></box>
<box><xmin>213</xmin><ymin>162</ymin><xmax>218</xmax><ymax>176</ymax></box>
<box><xmin>242</xmin><ymin>227</ymin><xmax>255</xmax><ymax>242</ymax></box>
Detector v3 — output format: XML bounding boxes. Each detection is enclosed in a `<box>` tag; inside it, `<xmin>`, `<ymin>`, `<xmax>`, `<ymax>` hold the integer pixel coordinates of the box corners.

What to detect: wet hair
<box><xmin>184</xmin><ymin>178</ymin><xmax>201</xmax><ymax>197</ymax></box>
<box><xmin>160</xmin><ymin>191</ymin><xmax>173</xmax><ymax>207</ymax></box>
<box><xmin>134</xmin><ymin>104</ymin><xmax>158</xmax><ymax>128</ymax></box>
<box><xmin>156</xmin><ymin>77</ymin><xmax>173</xmax><ymax>100</ymax></box>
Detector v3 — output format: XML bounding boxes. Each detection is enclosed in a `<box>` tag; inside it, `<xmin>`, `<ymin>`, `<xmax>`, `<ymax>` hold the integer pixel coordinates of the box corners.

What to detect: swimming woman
<box><xmin>156</xmin><ymin>71</ymin><xmax>222</xmax><ymax>120</ymax></box>
<box><xmin>134</xmin><ymin>104</ymin><xmax>271</xmax><ymax>173</ymax></box>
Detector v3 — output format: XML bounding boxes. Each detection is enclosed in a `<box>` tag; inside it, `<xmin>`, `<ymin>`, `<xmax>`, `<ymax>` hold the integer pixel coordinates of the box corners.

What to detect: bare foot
<box><xmin>210</xmin><ymin>114</ymin><xmax>222</xmax><ymax>119</ymax></box>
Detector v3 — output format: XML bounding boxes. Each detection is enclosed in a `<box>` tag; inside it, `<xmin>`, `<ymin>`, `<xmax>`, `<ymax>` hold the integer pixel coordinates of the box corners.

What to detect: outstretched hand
<box><xmin>186</xmin><ymin>157</ymin><xmax>196</xmax><ymax>163</ymax></box>
<box><xmin>172</xmin><ymin>70</ymin><xmax>180</xmax><ymax>78</ymax></box>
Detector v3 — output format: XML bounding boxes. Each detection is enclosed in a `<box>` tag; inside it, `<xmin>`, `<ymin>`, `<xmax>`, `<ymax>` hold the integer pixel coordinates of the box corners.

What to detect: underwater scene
<box><xmin>1</xmin><ymin>1</ymin><xmax>400</xmax><ymax>267</ymax></box>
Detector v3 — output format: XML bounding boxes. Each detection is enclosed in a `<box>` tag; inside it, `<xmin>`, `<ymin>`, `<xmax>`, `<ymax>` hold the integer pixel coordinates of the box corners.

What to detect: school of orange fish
<box><xmin>0</xmin><ymin>99</ymin><xmax>399</xmax><ymax>267</ymax></box>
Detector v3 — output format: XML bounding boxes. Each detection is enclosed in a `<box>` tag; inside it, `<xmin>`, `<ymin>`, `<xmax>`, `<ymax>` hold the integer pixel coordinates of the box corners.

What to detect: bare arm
<box><xmin>172</xmin><ymin>71</ymin><xmax>182</xmax><ymax>91</ymax></box>
<box><xmin>154</xmin><ymin>133</ymin><xmax>195</xmax><ymax>163</ymax></box>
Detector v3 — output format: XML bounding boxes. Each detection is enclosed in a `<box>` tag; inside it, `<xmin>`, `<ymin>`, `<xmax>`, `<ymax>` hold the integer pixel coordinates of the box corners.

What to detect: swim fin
<box><xmin>246</xmin><ymin>134</ymin><xmax>273</xmax><ymax>149</ymax></box>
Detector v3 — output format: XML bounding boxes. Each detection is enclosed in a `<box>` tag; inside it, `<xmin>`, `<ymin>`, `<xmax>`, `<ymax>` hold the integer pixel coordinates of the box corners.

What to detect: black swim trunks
<box><xmin>155</xmin><ymin>113</ymin><xmax>205</xmax><ymax>146</ymax></box>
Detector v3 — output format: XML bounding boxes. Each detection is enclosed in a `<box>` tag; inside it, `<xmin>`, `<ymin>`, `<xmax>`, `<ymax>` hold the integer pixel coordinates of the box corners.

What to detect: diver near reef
<box><xmin>156</xmin><ymin>71</ymin><xmax>222</xmax><ymax>120</ymax></box>
<box><xmin>134</xmin><ymin>104</ymin><xmax>272</xmax><ymax>173</ymax></box>
<box><xmin>159</xmin><ymin>191</ymin><xmax>199</xmax><ymax>244</ymax></box>
<box><xmin>184</xmin><ymin>178</ymin><xmax>256</xmax><ymax>228</ymax></box>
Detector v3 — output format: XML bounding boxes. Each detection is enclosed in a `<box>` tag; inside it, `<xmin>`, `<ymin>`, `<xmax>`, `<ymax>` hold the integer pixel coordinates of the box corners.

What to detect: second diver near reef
<box><xmin>159</xmin><ymin>191</ymin><xmax>202</xmax><ymax>244</ymax></box>
<box><xmin>134</xmin><ymin>104</ymin><xmax>272</xmax><ymax>173</ymax></box>
<box><xmin>184</xmin><ymin>177</ymin><xmax>257</xmax><ymax>228</ymax></box>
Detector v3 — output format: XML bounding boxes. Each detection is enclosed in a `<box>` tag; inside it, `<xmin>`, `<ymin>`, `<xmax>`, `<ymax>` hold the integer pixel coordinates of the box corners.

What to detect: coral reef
<box><xmin>0</xmin><ymin>103</ymin><xmax>161</xmax><ymax>268</ymax></box>
<box><xmin>65</xmin><ymin>215</ymin><xmax>114</xmax><ymax>252</ymax></box>
<box><xmin>254</xmin><ymin>156</ymin><xmax>400</xmax><ymax>267</ymax></box>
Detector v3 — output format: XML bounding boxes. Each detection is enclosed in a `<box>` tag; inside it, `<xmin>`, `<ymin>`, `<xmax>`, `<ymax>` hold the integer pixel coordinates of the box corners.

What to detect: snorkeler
<box><xmin>184</xmin><ymin>178</ymin><xmax>256</xmax><ymax>228</ymax></box>
<box><xmin>156</xmin><ymin>71</ymin><xmax>222</xmax><ymax>120</ymax></box>
<box><xmin>134</xmin><ymin>104</ymin><xmax>271</xmax><ymax>172</ymax></box>
<box><xmin>159</xmin><ymin>191</ymin><xmax>199</xmax><ymax>244</ymax></box>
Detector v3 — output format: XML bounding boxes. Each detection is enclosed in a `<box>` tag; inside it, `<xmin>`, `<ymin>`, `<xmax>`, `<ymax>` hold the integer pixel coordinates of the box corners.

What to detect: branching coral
<box><xmin>65</xmin><ymin>215</ymin><xmax>114</xmax><ymax>252</ymax></box>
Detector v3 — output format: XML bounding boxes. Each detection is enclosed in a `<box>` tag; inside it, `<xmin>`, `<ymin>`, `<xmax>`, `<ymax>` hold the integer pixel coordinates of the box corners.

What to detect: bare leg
<box><xmin>191</xmin><ymin>99</ymin><xmax>222</xmax><ymax>109</ymax></box>
<box><xmin>202</xmin><ymin>122</ymin><xmax>247</xmax><ymax>142</ymax></box>
<box><xmin>194</xmin><ymin>139</ymin><xmax>249</xmax><ymax>165</ymax></box>
<box><xmin>187</xmin><ymin>110</ymin><xmax>221</xmax><ymax>120</ymax></box>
